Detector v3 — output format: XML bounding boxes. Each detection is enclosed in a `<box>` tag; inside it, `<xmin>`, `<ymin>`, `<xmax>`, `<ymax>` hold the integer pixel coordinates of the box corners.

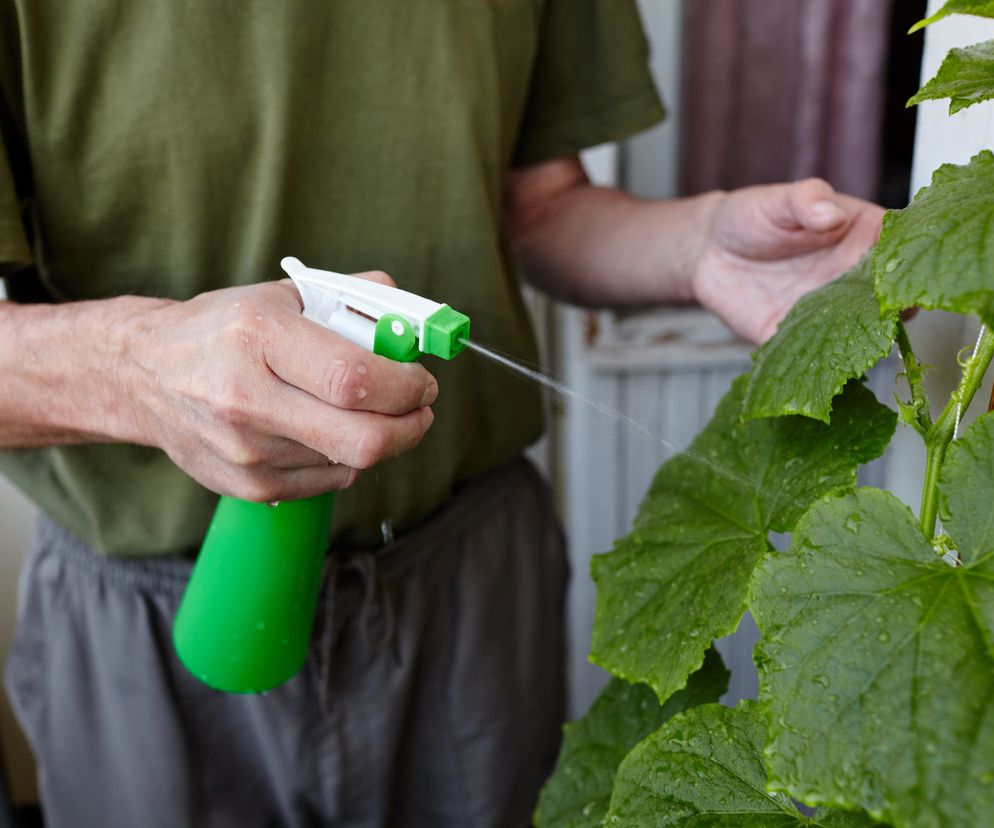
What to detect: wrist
<box><xmin>0</xmin><ymin>295</ymin><xmax>174</xmax><ymax>447</ymax></box>
<box><xmin>681</xmin><ymin>189</ymin><xmax>728</xmax><ymax>305</ymax></box>
<box><xmin>99</xmin><ymin>295</ymin><xmax>176</xmax><ymax>445</ymax></box>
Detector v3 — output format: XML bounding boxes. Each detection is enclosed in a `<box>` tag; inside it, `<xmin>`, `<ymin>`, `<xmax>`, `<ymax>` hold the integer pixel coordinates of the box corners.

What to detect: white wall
<box><xmin>883</xmin><ymin>3</ymin><xmax>994</xmax><ymax>509</ymax></box>
<box><xmin>0</xmin><ymin>279</ymin><xmax>40</xmax><ymax>803</ymax></box>
<box><xmin>560</xmin><ymin>0</ymin><xmax>693</xmax><ymax>718</ymax></box>
<box><xmin>0</xmin><ymin>473</ymin><xmax>38</xmax><ymax>805</ymax></box>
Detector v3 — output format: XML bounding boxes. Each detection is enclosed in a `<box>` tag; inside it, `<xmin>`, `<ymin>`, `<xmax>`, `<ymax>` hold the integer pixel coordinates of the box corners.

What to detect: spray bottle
<box><xmin>172</xmin><ymin>257</ymin><xmax>471</xmax><ymax>693</ymax></box>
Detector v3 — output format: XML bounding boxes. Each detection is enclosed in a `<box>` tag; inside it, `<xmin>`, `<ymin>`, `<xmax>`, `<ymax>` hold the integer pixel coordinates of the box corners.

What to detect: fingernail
<box><xmin>812</xmin><ymin>200</ymin><xmax>844</xmax><ymax>222</ymax></box>
<box><xmin>421</xmin><ymin>383</ymin><xmax>437</xmax><ymax>406</ymax></box>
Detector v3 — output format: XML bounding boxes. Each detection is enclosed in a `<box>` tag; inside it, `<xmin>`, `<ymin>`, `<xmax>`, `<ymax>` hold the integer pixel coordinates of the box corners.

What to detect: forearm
<box><xmin>508</xmin><ymin>180</ymin><xmax>725</xmax><ymax>308</ymax></box>
<box><xmin>0</xmin><ymin>296</ymin><xmax>162</xmax><ymax>448</ymax></box>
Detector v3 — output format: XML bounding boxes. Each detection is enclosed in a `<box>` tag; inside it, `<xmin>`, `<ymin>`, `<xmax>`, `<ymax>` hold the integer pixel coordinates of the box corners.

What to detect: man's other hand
<box><xmin>693</xmin><ymin>178</ymin><xmax>884</xmax><ymax>344</ymax></box>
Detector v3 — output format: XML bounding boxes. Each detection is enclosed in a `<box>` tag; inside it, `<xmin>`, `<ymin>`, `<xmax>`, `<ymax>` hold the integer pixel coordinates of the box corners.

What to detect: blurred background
<box><xmin>7</xmin><ymin>0</ymin><xmax>994</xmax><ymax>822</ymax></box>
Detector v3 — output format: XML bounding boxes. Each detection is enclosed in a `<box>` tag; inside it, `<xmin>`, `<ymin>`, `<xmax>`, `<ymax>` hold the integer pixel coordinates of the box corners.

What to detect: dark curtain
<box><xmin>679</xmin><ymin>0</ymin><xmax>895</xmax><ymax>200</ymax></box>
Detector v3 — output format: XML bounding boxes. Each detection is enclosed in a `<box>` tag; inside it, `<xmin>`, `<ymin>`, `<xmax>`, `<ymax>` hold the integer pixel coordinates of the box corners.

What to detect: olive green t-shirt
<box><xmin>0</xmin><ymin>1</ymin><xmax>663</xmax><ymax>556</ymax></box>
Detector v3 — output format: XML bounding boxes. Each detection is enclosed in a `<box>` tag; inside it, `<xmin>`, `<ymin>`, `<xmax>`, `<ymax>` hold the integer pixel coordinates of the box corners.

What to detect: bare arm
<box><xmin>504</xmin><ymin>156</ymin><xmax>884</xmax><ymax>343</ymax></box>
<box><xmin>0</xmin><ymin>295</ymin><xmax>154</xmax><ymax>447</ymax></box>
<box><xmin>503</xmin><ymin>156</ymin><xmax>721</xmax><ymax>307</ymax></box>
<box><xmin>0</xmin><ymin>278</ymin><xmax>438</xmax><ymax>502</ymax></box>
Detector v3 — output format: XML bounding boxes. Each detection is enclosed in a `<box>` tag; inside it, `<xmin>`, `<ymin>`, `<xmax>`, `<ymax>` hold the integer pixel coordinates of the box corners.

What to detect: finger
<box><xmin>262</xmin><ymin>381</ymin><xmax>436</xmax><ymax>470</ymax></box>
<box><xmin>788</xmin><ymin>178</ymin><xmax>848</xmax><ymax>232</ymax></box>
<box><xmin>226</xmin><ymin>462</ymin><xmax>362</xmax><ymax>503</ymax></box>
<box><xmin>352</xmin><ymin>269</ymin><xmax>396</xmax><ymax>288</ymax></box>
<box><xmin>278</xmin><ymin>269</ymin><xmax>397</xmax><ymax>292</ymax></box>
<box><xmin>263</xmin><ymin>312</ymin><xmax>439</xmax><ymax>415</ymax></box>
<box><xmin>200</xmin><ymin>423</ymin><xmax>343</xmax><ymax>472</ymax></box>
<box><xmin>257</xmin><ymin>436</ymin><xmax>337</xmax><ymax>470</ymax></box>
<box><xmin>272</xmin><ymin>463</ymin><xmax>362</xmax><ymax>500</ymax></box>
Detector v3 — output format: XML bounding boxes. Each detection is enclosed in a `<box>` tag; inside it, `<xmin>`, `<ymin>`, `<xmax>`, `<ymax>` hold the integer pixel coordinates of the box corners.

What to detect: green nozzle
<box><xmin>422</xmin><ymin>305</ymin><xmax>470</xmax><ymax>360</ymax></box>
<box><xmin>373</xmin><ymin>314</ymin><xmax>420</xmax><ymax>363</ymax></box>
<box><xmin>173</xmin><ymin>494</ymin><xmax>334</xmax><ymax>693</ymax></box>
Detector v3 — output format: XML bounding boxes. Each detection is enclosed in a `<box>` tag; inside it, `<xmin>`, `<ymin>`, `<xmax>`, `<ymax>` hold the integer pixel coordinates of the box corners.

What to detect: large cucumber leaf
<box><xmin>606</xmin><ymin>703</ymin><xmax>883</xmax><ymax>826</ymax></box>
<box><xmin>874</xmin><ymin>151</ymin><xmax>994</xmax><ymax>326</ymax></box>
<box><xmin>743</xmin><ymin>258</ymin><xmax>895</xmax><ymax>423</ymax></box>
<box><xmin>938</xmin><ymin>413</ymin><xmax>994</xmax><ymax>557</ymax></box>
<box><xmin>751</xmin><ymin>417</ymin><xmax>994</xmax><ymax>826</ymax></box>
<box><xmin>590</xmin><ymin>375</ymin><xmax>896</xmax><ymax>704</ymax></box>
<box><xmin>909</xmin><ymin>40</ymin><xmax>994</xmax><ymax>114</ymax></box>
<box><xmin>910</xmin><ymin>0</ymin><xmax>994</xmax><ymax>33</ymax></box>
<box><xmin>534</xmin><ymin>649</ymin><xmax>728</xmax><ymax>828</ymax></box>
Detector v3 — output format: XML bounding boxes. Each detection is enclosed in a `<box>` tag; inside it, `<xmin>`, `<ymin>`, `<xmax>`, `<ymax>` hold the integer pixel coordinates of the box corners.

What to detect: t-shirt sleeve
<box><xmin>512</xmin><ymin>0</ymin><xmax>666</xmax><ymax>167</ymax></box>
<box><xmin>0</xmin><ymin>3</ymin><xmax>30</xmax><ymax>278</ymax></box>
<box><xmin>0</xmin><ymin>141</ymin><xmax>30</xmax><ymax>277</ymax></box>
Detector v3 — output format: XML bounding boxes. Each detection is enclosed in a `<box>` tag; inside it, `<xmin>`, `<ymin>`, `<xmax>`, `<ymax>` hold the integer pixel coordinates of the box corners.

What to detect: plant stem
<box><xmin>919</xmin><ymin>325</ymin><xmax>994</xmax><ymax>538</ymax></box>
<box><xmin>895</xmin><ymin>319</ymin><xmax>932</xmax><ymax>434</ymax></box>
<box><xmin>919</xmin><ymin>438</ymin><xmax>950</xmax><ymax>540</ymax></box>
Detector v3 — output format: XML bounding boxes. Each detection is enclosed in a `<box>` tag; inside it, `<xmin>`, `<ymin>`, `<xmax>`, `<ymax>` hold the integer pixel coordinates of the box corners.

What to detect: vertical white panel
<box><xmin>580</xmin><ymin>144</ymin><xmax>620</xmax><ymax>188</ymax></box>
<box><xmin>0</xmin><ymin>479</ymin><xmax>37</xmax><ymax>805</ymax></box>
<box><xmin>557</xmin><ymin>0</ymin><xmax>681</xmax><ymax>716</ymax></box>
<box><xmin>885</xmin><ymin>5</ymin><xmax>994</xmax><ymax>509</ymax></box>
<box><xmin>560</xmin><ymin>310</ymin><xmax>623</xmax><ymax>716</ymax></box>
<box><xmin>619</xmin><ymin>372</ymin><xmax>665</xmax><ymax>533</ymax></box>
<box><xmin>0</xmin><ymin>270</ymin><xmax>39</xmax><ymax>802</ymax></box>
<box><xmin>628</xmin><ymin>0</ymin><xmax>684</xmax><ymax>199</ymax></box>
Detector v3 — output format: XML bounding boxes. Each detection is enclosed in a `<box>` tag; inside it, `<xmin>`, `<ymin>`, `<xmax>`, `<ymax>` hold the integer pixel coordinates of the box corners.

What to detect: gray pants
<box><xmin>5</xmin><ymin>458</ymin><xmax>568</xmax><ymax>828</ymax></box>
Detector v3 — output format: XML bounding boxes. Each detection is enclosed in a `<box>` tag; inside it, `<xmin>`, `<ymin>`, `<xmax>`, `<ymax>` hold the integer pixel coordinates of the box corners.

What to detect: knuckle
<box><xmin>800</xmin><ymin>176</ymin><xmax>832</xmax><ymax>195</ymax></box>
<box><xmin>351</xmin><ymin>429</ymin><xmax>390</xmax><ymax>469</ymax></box>
<box><xmin>337</xmin><ymin>466</ymin><xmax>362</xmax><ymax>490</ymax></box>
<box><xmin>322</xmin><ymin>360</ymin><xmax>367</xmax><ymax>408</ymax></box>
<box><xmin>219</xmin><ymin>300</ymin><xmax>272</xmax><ymax>346</ymax></box>
<box><xmin>421</xmin><ymin>375</ymin><xmax>439</xmax><ymax>407</ymax></box>
<box><xmin>421</xmin><ymin>406</ymin><xmax>435</xmax><ymax>431</ymax></box>
<box><xmin>237</xmin><ymin>474</ymin><xmax>281</xmax><ymax>504</ymax></box>
<box><xmin>409</xmin><ymin>408</ymin><xmax>434</xmax><ymax>444</ymax></box>
<box><xmin>220</xmin><ymin>307</ymin><xmax>255</xmax><ymax>338</ymax></box>
<box><xmin>361</xmin><ymin>270</ymin><xmax>395</xmax><ymax>287</ymax></box>
<box><xmin>212</xmin><ymin>386</ymin><xmax>253</xmax><ymax>428</ymax></box>
<box><xmin>222</xmin><ymin>434</ymin><xmax>265</xmax><ymax>468</ymax></box>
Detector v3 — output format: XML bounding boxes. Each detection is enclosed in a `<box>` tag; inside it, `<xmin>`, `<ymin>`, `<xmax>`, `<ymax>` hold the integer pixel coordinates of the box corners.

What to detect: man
<box><xmin>0</xmin><ymin>2</ymin><xmax>882</xmax><ymax>826</ymax></box>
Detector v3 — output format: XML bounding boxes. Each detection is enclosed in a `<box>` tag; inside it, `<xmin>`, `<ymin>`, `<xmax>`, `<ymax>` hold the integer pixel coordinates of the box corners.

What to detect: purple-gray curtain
<box><xmin>679</xmin><ymin>0</ymin><xmax>894</xmax><ymax>199</ymax></box>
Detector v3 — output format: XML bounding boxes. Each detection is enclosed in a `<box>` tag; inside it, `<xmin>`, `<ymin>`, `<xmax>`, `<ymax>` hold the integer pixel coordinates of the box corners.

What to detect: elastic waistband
<box><xmin>342</xmin><ymin>456</ymin><xmax>543</xmax><ymax>583</ymax></box>
<box><xmin>32</xmin><ymin>456</ymin><xmax>542</xmax><ymax>594</ymax></box>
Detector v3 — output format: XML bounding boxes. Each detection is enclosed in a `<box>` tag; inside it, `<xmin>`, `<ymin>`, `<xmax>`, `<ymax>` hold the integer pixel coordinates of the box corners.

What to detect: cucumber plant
<box><xmin>536</xmin><ymin>6</ymin><xmax>994</xmax><ymax>826</ymax></box>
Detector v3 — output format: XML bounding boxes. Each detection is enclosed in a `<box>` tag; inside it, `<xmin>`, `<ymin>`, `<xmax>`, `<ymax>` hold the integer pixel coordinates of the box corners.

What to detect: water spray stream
<box><xmin>459</xmin><ymin>338</ymin><xmax>750</xmax><ymax>486</ymax></box>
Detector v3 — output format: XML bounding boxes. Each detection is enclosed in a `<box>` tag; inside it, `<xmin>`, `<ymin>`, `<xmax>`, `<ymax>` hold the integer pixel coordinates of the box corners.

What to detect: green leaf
<box><xmin>743</xmin><ymin>258</ymin><xmax>896</xmax><ymax>423</ymax></box>
<box><xmin>909</xmin><ymin>40</ymin><xmax>994</xmax><ymax>114</ymax></box>
<box><xmin>534</xmin><ymin>649</ymin><xmax>729</xmax><ymax>828</ymax></box>
<box><xmin>590</xmin><ymin>376</ymin><xmax>896</xmax><ymax>703</ymax></box>
<box><xmin>809</xmin><ymin>811</ymin><xmax>887</xmax><ymax>828</ymax></box>
<box><xmin>606</xmin><ymin>703</ymin><xmax>883</xmax><ymax>826</ymax></box>
<box><xmin>873</xmin><ymin>150</ymin><xmax>994</xmax><ymax>326</ymax></box>
<box><xmin>752</xmin><ymin>475</ymin><xmax>994</xmax><ymax>824</ymax></box>
<box><xmin>939</xmin><ymin>413</ymin><xmax>994</xmax><ymax>561</ymax></box>
<box><xmin>910</xmin><ymin>0</ymin><xmax>994</xmax><ymax>33</ymax></box>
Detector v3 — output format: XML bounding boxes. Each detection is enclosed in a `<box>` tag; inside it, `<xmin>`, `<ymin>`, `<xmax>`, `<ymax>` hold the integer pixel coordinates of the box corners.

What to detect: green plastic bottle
<box><xmin>173</xmin><ymin>258</ymin><xmax>470</xmax><ymax>693</ymax></box>
<box><xmin>173</xmin><ymin>494</ymin><xmax>335</xmax><ymax>693</ymax></box>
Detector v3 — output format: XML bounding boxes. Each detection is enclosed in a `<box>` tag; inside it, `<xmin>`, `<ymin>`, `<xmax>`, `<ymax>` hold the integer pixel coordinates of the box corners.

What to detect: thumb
<box><xmin>786</xmin><ymin>177</ymin><xmax>848</xmax><ymax>232</ymax></box>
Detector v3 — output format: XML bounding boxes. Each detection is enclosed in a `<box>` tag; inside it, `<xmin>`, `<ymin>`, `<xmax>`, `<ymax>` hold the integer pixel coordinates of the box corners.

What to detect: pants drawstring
<box><xmin>317</xmin><ymin>549</ymin><xmax>398</xmax><ymax>714</ymax></box>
